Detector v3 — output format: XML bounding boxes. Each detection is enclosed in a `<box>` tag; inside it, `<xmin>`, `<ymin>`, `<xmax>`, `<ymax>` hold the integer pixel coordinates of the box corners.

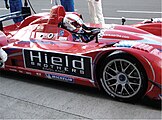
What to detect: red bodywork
<box><xmin>132</xmin><ymin>19</ymin><xmax>162</xmax><ymax>37</ymax></box>
<box><xmin>0</xmin><ymin>5</ymin><xmax>161</xmax><ymax>101</ymax></box>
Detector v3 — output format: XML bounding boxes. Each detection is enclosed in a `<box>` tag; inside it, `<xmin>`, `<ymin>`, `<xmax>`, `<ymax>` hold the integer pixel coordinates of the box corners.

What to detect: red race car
<box><xmin>0</xmin><ymin>5</ymin><xmax>161</xmax><ymax>103</ymax></box>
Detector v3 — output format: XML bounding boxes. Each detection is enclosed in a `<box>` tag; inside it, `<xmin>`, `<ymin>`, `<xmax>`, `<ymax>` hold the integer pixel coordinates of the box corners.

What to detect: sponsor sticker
<box><xmin>23</xmin><ymin>49</ymin><xmax>92</xmax><ymax>79</ymax></box>
<box><xmin>48</xmin><ymin>33</ymin><xmax>54</xmax><ymax>39</ymax></box>
<box><xmin>46</xmin><ymin>74</ymin><xmax>73</xmax><ymax>82</ymax></box>
<box><xmin>59</xmin><ymin>30</ymin><xmax>64</xmax><ymax>36</ymax></box>
<box><xmin>58</xmin><ymin>37</ymin><xmax>68</xmax><ymax>41</ymax></box>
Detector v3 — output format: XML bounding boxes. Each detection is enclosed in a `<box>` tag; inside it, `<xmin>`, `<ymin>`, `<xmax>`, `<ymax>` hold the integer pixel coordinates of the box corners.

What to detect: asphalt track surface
<box><xmin>0</xmin><ymin>0</ymin><xmax>161</xmax><ymax>119</ymax></box>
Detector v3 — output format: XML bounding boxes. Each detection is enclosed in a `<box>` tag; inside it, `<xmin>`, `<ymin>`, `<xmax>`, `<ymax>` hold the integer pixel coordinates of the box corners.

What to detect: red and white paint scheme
<box><xmin>0</xmin><ymin>5</ymin><xmax>161</xmax><ymax>103</ymax></box>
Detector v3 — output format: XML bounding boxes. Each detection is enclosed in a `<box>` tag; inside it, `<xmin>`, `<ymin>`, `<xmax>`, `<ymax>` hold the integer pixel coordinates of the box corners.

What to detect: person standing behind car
<box><xmin>60</xmin><ymin>0</ymin><xmax>75</xmax><ymax>12</ymax></box>
<box><xmin>4</xmin><ymin>0</ymin><xmax>23</xmax><ymax>23</ymax></box>
<box><xmin>87</xmin><ymin>0</ymin><xmax>105</xmax><ymax>24</ymax></box>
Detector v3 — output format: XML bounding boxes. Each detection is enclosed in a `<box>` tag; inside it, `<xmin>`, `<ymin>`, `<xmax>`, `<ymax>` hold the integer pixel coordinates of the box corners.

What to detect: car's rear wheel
<box><xmin>99</xmin><ymin>52</ymin><xmax>148</xmax><ymax>102</ymax></box>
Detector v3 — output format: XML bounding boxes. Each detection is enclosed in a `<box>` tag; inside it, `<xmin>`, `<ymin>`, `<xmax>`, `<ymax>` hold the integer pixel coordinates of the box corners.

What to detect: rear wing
<box><xmin>0</xmin><ymin>11</ymin><xmax>21</xmax><ymax>19</ymax></box>
<box><xmin>0</xmin><ymin>10</ymin><xmax>31</xmax><ymax>31</ymax></box>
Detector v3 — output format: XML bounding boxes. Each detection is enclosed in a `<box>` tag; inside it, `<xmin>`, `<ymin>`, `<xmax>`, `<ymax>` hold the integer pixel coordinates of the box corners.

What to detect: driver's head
<box><xmin>63</xmin><ymin>13</ymin><xmax>84</xmax><ymax>33</ymax></box>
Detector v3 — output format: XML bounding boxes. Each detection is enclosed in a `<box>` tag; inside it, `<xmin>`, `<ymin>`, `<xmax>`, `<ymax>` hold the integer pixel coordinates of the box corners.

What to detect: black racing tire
<box><xmin>98</xmin><ymin>52</ymin><xmax>148</xmax><ymax>103</ymax></box>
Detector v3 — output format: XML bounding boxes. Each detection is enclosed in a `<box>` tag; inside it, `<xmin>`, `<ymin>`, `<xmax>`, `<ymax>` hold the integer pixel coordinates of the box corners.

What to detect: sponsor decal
<box><xmin>18</xmin><ymin>70</ymin><xmax>23</xmax><ymax>73</ymax></box>
<box><xmin>59</xmin><ymin>30</ymin><xmax>64</xmax><ymax>36</ymax></box>
<box><xmin>98</xmin><ymin>28</ymin><xmax>130</xmax><ymax>39</ymax></box>
<box><xmin>58</xmin><ymin>37</ymin><xmax>68</xmax><ymax>41</ymax></box>
<box><xmin>104</xmin><ymin>33</ymin><xmax>130</xmax><ymax>39</ymax></box>
<box><xmin>113</xmin><ymin>41</ymin><xmax>139</xmax><ymax>48</ymax></box>
<box><xmin>48</xmin><ymin>33</ymin><xmax>54</xmax><ymax>39</ymax></box>
<box><xmin>9</xmin><ymin>68</ymin><xmax>17</xmax><ymax>72</ymax></box>
<box><xmin>46</xmin><ymin>74</ymin><xmax>73</xmax><ymax>82</ymax></box>
<box><xmin>26</xmin><ymin>72</ymin><xmax>32</xmax><ymax>75</ymax></box>
<box><xmin>23</xmin><ymin>49</ymin><xmax>92</xmax><ymax>79</ymax></box>
<box><xmin>30</xmin><ymin>39</ymin><xmax>55</xmax><ymax>45</ymax></box>
<box><xmin>36</xmin><ymin>72</ymin><xmax>42</xmax><ymax>76</ymax></box>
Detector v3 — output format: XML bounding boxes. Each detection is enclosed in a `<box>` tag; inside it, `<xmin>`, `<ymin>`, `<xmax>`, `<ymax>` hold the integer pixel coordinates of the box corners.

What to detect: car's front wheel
<box><xmin>99</xmin><ymin>52</ymin><xmax>148</xmax><ymax>102</ymax></box>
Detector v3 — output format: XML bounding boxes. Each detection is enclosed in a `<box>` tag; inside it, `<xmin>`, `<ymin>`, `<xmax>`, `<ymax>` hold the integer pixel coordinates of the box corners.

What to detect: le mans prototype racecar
<box><xmin>0</xmin><ymin>5</ymin><xmax>161</xmax><ymax>103</ymax></box>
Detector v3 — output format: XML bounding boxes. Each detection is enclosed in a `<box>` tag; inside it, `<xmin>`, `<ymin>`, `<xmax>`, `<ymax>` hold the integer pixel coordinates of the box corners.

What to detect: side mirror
<box><xmin>122</xmin><ymin>17</ymin><xmax>126</xmax><ymax>25</ymax></box>
<box><xmin>95</xmin><ymin>33</ymin><xmax>99</xmax><ymax>43</ymax></box>
<box><xmin>91</xmin><ymin>29</ymin><xmax>100</xmax><ymax>43</ymax></box>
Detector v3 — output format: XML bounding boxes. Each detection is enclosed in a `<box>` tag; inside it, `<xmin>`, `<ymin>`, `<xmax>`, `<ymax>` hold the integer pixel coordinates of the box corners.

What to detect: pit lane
<box><xmin>0</xmin><ymin>0</ymin><xmax>161</xmax><ymax>119</ymax></box>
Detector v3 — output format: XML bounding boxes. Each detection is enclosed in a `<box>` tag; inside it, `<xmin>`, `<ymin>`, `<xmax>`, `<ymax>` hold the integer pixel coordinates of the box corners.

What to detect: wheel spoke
<box><xmin>123</xmin><ymin>63</ymin><xmax>131</xmax><ymax>72</ymax></box>
<box><xmin>107</xmin><ymin>65</ymin><xmax>118</xmax><ymax>73</ymax></box>
<box><xmin>127</xmin><ymin>83</ymin><xmax>135</xmax><ymax>92</ymax></box>
<box><xmin>128</xmin><ymin>76</ymin><xmax>140</xmax><ymax>79</ymax></box>
<box><xmin>120</xmin><ymin>60</ymin><xmax>124</xmax><ymax>72</ymax></box>
<box><xmin>114</xmin><ymin>83</ymin><xmax>118</xmax><ymax>93</ymax></box>
<box><xmin>109</xmin><ymin>82</ymin><xmax>118</xmax><ymax>93</ymax></box>
<box><xmin>105</xmin><ymin>71</ymin><xmax>115</xmax><ymax>78</ymax></box>
<box><xmin>105</xmin><ymin>76</ymin><xmax>116</xmax><ymax>81</ymax></box>
<box><xmin>114</xmin><ymin>61</ymin><xmax>118</xmax><ymax>72</ymax></box>
<box><xmin>120</xmin><ymin>85</ymin><xmax>124</xmax><ymax>94</ymax></box>
<box><xmin>109</xmin><ymin>82</ymin><xmax>117</xmax><ymax>87</ymax></box>
<box><xmin>124</xmin><ymin>87</ymin><xmax>130</xmax><ymax>95</ymax></box>
<box><xmin>129</xmin><ymin>81</ymin><xmax>140</xmax><ymax>86</ymax></box>
<box><xmin>128</xmin><ymin>67</ymin><xmax>135</xmax><ymax>76</ymax></box>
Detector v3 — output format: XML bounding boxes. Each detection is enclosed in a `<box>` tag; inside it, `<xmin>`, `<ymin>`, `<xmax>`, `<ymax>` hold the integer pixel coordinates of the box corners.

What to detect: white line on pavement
<box><xmin>117</xmin><ymin>10</ymin><xmax>162</xmax><ymax>14</ymax></box>
<box><xmin>0</xmin><ymin>8</ymin><xmax>8</xmax><ymax>10</ymax></box>
<box><xmin>104</xmin><ymin>17</ymin><xmax>146</xmax><ymax>21</ymax></box>
<box><xmin>41</xmin><ymin>9</ymin><xmax>51</xmax><ymax>11</ymax></box>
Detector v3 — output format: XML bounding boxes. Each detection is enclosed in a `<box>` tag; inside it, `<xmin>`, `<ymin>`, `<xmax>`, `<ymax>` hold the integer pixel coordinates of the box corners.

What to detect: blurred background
<box><xmin>0</xmin><ymin>0</ymin><xmax>161</xmax><ymax>25</ymax></box>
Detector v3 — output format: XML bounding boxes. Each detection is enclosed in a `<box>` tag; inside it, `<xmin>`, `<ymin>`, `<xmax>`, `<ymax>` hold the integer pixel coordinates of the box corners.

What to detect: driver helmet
<box><xmin>63</xmin><ymin>13</ymin><xmax>84</xmax><ymax>33</ymax></box>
